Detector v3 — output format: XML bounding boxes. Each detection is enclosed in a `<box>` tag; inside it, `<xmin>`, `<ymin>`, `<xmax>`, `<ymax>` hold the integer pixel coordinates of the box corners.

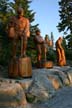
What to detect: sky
<box><xmin>30</xmin><ymin>0</ymin><xmax>63</xmax><ymax>42</ymax></box>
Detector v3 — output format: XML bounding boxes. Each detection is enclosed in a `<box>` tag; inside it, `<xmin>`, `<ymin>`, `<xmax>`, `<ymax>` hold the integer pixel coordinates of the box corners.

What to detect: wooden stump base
<box><xmin>8</xmin><ymin>58</ymin><xmax>19</xmax><ymax>78</ymax></box>
<box><xmin>42</xmin><ymin>61</ymin><xmax>53</xmax><ymax>68</ymax></box>
<box><xmin>18</xmin><ymin>57</ymin><xmax>32</xmax><ymax>78</ymax></box>
<box><xmin>36</xmin><ymin>61</ymin><xmax>53</xmax><ymax>68</ymax></box>
<box><xmin>8</xmin><ymin>57</ymin><xmax>32</xmax><ymax>78</ymax></box>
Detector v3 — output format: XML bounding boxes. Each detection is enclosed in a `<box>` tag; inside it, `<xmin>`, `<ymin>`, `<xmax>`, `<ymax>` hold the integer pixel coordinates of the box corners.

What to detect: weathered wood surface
<box><xmin>42</xmin><ymin>61</ymin><xmax>53</xmax><ymax>68</ymax></box>
<box><xmin>8</xmin><ymin>57</ymin><xmax>32</xmax><ymax>78</ymax></box>
<box><xmin>19</xmin><ymin>57</ymin><xmax>32</xmax><ymax>78</ymax></box>
<box><xmin>8</xmin><ymin>58</ymin><xmax>19</xmax><ymax>78</ymax></box>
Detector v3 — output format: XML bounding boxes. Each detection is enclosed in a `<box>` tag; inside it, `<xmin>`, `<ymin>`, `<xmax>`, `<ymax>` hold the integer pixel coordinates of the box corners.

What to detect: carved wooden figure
<box><xmin>34</xmin><ymin>30</ymin><xmax>53</xmax><ymax>68</ymax></box>
<box><xmin>7</xmin><ymin>7</ymin><xmax>32</xmax><ymax>78</ymax></box>
<box><xmin>55</xmin><ymin>37</ymin><xmax>66</xmax><ymax>66</ymax></box>
<box><xmin>7</xmin><ymin>7</ymin><xmax>30</xmax><ymax>58</ymax></box>
<box><xmin>34</xmin><ymin>29</ymin><xmax>46</xmax><ymax>67</ymax></box>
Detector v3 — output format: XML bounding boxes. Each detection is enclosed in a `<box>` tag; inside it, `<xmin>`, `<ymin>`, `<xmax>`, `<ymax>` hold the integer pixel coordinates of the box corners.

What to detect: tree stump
<box><xmin>42</xmin><ymin>61</ymin><xmax>53</xmax><ymax>68</ymax></box>
<box><xmin>18</xmin><ymin>57</ymin><xmax>32</xmax><ymax>78</ymax></box>
<box><xmin>8</xmin><ymin>58</ymin><xmax>19</xmax><ymax>78</ymax></box>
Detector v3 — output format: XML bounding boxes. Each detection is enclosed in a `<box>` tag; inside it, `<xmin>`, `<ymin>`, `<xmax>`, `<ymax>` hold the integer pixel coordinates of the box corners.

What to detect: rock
<box><xmin>26</xmin><ymin>67</ymin><xmax>72</xmax><ymax>103</ymax></box>
<box><xmin>47</xmin><ymin>75</ymin><xmax>61</xmax><ymax>90</ymax></box>
<box><xmin>27</xmin><ymin>69</ymin><xmax>56</xmax><ymax>103</ymax></box>
<box><xmin>17</xmin><ymin>79</ymin><xmax>33</xmax><ymax>91</ymax></box>
<box><xmin>0</xmin><ymin>65</ymin><xmax>72</xmax><ymax>107</ymax></box>
<box><xmin>66</xmin><ymin>68</ymin><xmax>72</xmax><ymax>84</ymax></box>
<box><xmin>47</xmin><ymin>86</ymin><xmax>72</xmax><ymax>108</ymax></box>
<box><xmin>0</xmin><ymin>81</ymin><xmax>27</xmax><ymax>108</ymax></box>
<box><xmin>45</xmin><ymin>67</ymin><xmax>70</xmax><ymax>86</ymax></box>
<box><xmin>0</xmin><ymin>77</ymin><xmax>33</xmax><ymax>91</ymax></box>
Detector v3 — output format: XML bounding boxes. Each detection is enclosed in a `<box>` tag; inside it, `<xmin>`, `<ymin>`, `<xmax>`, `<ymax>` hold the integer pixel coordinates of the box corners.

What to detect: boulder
<box><xmin>27</xmin><ymin>69</ymin><xmax>56</xmax><ymax>103</ymax></box>
<box><xmin>0</xmin><ymin>81</ymin><xmax>27</xmax><ymax>108</ymax></box>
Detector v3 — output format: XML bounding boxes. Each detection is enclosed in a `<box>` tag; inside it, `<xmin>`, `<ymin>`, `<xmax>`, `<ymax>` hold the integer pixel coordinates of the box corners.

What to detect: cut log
<box><xmin>8</xmin><ymin>58</ymin><xmax>18</xmax><ymax>78</ymax></box>
<box><xmin>18</xmin><ymin>57</ymin><xmax>32</xmax><ymax>78</ymax></box>
<box><xmin>42</xmin><ymin>61</ymin><xmax>53</xmax><ymax>68</ymax></box>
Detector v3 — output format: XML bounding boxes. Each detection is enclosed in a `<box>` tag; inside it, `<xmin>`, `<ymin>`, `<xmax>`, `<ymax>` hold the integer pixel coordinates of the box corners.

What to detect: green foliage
<box><xmin>57</xmin><ymin>0</ymin><xmax>72</xmax><ymax>34</ymax></box>
<box><xmin>65</xmin><ymin>34</ymin><xmax>72</xmax><ymax>49</ymax></box>
<box><xmin>47</xmin><ymin>49</ymin><xmax>56</xmax><ymax>62</ymax></box>
<box><xmin>26</xmin><ymin>93</ymin><xmax>36</xmax><ymax>103</ymax></box>
<box><xmin>0</xmin><ymin>0</ymin><xmax>10</xmax><ymax>65</ymax></box>
<box><xmin>27</xmin><ymin>24</ymin><xmax>39</xmax><ymax>65</ymax></box>
<box><xmin>57</xmin><ymin>0</ymin><xmax>72</xmax><ymax>49</ymax></box>
<box><xmin>65</xmin><ymin>49</ymin><xmax>72</xmax><ymax>60</ymax></box>
<box><xmin>50</xmin><ymin>32</ymin><xmax>54</xmax><ymax>49</ymax></box>
<box><xmin>62</xmin><ymin>36</ymin><xmax>67</xmax><ymax>49</ymax></box>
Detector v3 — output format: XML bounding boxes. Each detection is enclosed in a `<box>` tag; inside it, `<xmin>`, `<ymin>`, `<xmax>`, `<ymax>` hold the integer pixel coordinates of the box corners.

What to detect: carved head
<box><xmin>45</xmin><ymin>34</ymin><xmax>49</xmax><ymax>41</ymax></box>
<box><xmin>35</xmin><ymin>29</ymin><xmax>41</xmax><ymax>35</ymax></box>
<box><xmin>59</xmin><ymin>37</ymin><xmax>63</xmax><ymax>43</ymax></box>
<box><xmin>59</xmin><ymin>37</ymin><xmax>63</xmax><ymax>40</ymax></box>
<box><xmin>17</xmin><ymin>7</ymin><xmax>24</xmax><ymax>17</ymax></box>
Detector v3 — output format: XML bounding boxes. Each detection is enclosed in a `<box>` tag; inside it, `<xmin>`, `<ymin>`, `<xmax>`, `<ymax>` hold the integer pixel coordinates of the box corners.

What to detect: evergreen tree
<box><xmin>62</xmin><ymin>36</ymin><xmax>67</xmax><ymax>49</ymax></box>
<box><xmin>0</xmin><ymin>0</ymin><xmax>11</xmax><ymax>65</ymax></box>
<box><xmin>57</xmin><ymin>0</ymin><xmax>72</xmax><ymax>49</ymax></box>
<box><xmin>57</xmin><ymin>0</ymin><xmax>72</xmax><ymax>34</ymax></box>
<box><xmin>65</xmin><ymin>34</ymin><xmax>72</xmax><ymax>49</ymax></box>
<box><xmin>51</xmin><ymin>32</ymin><xmax>54</xmax><ymax>49</ymax></box>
